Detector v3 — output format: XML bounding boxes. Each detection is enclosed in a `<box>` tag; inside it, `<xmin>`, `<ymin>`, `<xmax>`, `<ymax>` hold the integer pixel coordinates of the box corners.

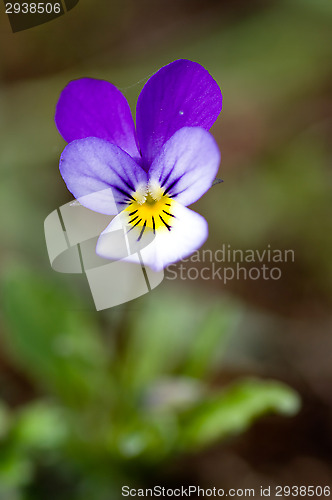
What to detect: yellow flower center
<box><xmin>124</xmin><ymin>182</ymin><xmax>175</xmax><ymax>238</ymax></box>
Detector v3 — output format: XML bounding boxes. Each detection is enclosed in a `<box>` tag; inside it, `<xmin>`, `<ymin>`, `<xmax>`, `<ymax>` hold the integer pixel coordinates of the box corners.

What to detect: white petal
<box><xmin>96</xmin><ymin>202</ymin><xmax>208</xmax><ymax>272</ymax></box>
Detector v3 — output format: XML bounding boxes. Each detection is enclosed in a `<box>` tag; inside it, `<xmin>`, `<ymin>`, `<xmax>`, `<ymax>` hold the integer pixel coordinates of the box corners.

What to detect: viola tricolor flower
<box><xmin>55</xmin><ymin>59</ymin><xmax>222</xmax><ymax>271</ymax></box>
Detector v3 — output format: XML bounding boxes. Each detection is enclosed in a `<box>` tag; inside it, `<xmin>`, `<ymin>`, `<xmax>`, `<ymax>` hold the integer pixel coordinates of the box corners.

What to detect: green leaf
<box><xmin>179</xmin><ymin>379</ymin><xmax>301</xmax><ymax>451</ymax></box>
<box><xmin>0</xmin><ymin>401</ymin><xmax>11</xmax><ymax>440</ymax></box>
<box><xmin>0</xmin><ymin>451</ymin><xmax>33</xmax><ymax>490</ymax></box>
<box><xmin>0</xmin><ymin>265</ymin><xmax>109</xmax><ymax>408</ymax></box>
<box><xmin>113</xmin><ymin>411</ymin><xmax>179</xmax><ymax>463</ymax></box>
<box><xmin>183</xmin><ymin>300</ymin><xmax>241</xmax><ymax>379</ymax></box>
<box><xmin>119</xmin><ymin>292</ymin><xmax>209</xmax><ymax>393</ymax></box>
<box><xmin>12</xmin><ymin>402</ymin><xmax>68</xmax><ymax>451</ymax></box>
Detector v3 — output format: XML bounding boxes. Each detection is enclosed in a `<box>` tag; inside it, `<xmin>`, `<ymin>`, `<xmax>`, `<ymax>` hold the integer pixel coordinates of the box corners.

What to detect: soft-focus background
<box><xmin>0</xmin><ymin>1</ymin><xmax>332</xmax><ymax>499</ymax></box>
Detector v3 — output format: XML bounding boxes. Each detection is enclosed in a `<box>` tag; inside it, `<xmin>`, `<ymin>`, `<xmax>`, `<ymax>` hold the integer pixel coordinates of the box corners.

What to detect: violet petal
<box><xmin>136</xmin><ymin>59</ymin><xmax>222</xmax><ymax>166</ymax></box>
<box><xmin>55</xmin><ymin>78</ymin><xmax>139</xmax><ymax>159</ymax></box>
<box><xmin>59</xmin><ymin>137</ymin><xmax>147</xmax><ymax>215</ymax></box>
<box><xmin>149</xmin><ymin>127</ymin><xmax>220</xmax><ymax>207</ymax></box>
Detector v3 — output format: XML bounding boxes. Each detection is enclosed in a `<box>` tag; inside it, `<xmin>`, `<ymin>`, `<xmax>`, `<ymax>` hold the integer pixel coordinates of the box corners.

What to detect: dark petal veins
<box><xmin>59</xmin><ymin>137</ymin><xmax>147</xmax><ymax>215</ymax></box>
<box><xmin>162</xmin><ymin>210</ymin><xmax>175</xmax><ymax>218</ymax></box>
<box><xmin>137</xmin><ymin>220</ymin><xmax>147</xmax><ymax>241</ymax></box>
<box><xmin>96</xmin><ymin>204</ymin><xmax>208</xmax><ymax>272</ymax></box>
<box><xmin>127</xmin><ymin>218</ymin><xmax>142</xmax><ymax>232</ymax></box>
<box><xmin>159</xmin><ymin>215</ymin><xmax>172</xmax><ymax>231</ymax></box>
<box><xmin>149</xmin><ymin>127</ymin><xmax>220</xmax><ymax>207</ymax></box>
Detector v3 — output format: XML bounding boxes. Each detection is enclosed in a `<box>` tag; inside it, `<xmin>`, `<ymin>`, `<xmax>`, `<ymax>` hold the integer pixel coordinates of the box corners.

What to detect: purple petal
<box><xmin>136</xmin><ymin>59</ymin><xmax>222</xmax><ymax>166</ymax></box>
<box><xmin>148</xmin><ymin>127</ymin><xmax>220</xmax><ymax>206</ymax></box>
<box><xmin>96</xmin><ymin>202</ymin><xmax>208</xmax><ymax>271</ymax></box>
<box><xmin>60</xmin><ymin>137</ymin><xmax>148</xmax><ymax>215</ymax></box>
<box><xmin>55</xmin><ymin>78</ymin><xmax>140</xmax><ymax>159</ymax></box>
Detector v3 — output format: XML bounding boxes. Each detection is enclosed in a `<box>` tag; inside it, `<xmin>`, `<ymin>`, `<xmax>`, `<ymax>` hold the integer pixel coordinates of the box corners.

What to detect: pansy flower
<box><xmin>55</xmin><ymin>59</ymin><xmax>222</xmax><ymax>271</ymax></box>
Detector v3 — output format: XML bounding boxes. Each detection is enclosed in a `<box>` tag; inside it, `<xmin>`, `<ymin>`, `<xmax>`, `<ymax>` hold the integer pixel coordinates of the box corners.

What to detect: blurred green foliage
<box><xmin>0</xmin><ymin>266</ymin><xmax>300</xmax><ymax>499</ymax></box>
